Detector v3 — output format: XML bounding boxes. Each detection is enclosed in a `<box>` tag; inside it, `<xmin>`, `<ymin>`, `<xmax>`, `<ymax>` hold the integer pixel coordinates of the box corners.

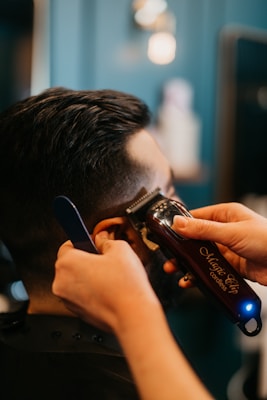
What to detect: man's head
<box><xmin>0</xmin><ymin>87</ymin><xmax>176</xmax><ymax>310</ymax></box>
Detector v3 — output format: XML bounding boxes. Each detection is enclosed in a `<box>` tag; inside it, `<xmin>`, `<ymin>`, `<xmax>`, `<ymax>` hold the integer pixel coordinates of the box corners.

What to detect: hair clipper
<box><xmin>126</xmin><ymin>188</ymin><xmax>262</xmax><ymax>336</ymax></box>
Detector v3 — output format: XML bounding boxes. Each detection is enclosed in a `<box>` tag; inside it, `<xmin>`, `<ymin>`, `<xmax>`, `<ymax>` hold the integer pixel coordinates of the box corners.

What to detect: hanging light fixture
<box><xmin>133</xmin><ymin>0</ymin><xmax>168</xmax><ymax>29</ymax></box>
<box><xmin>132</xmin><ymin>0</ymin><xmax>176</xmax><ymax>65</ymax></box>
<box><xmin>148</xmin><ymin>31</ymin><xmax>176</xmax><ymax>65</ymax></box>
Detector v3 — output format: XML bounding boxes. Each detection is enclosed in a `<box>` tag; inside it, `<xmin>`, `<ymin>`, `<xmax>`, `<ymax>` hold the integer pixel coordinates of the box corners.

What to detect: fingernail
<box><xmin>173</xmin><ymin>215</ymin><xmax>188</xmax><ymax>228</ymax></box>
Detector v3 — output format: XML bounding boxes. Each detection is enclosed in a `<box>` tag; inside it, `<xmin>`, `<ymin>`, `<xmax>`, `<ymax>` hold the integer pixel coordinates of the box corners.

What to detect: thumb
<box><xmin>173</xmin><ymin>215</ymin><xmax>229</xmax><ymax>243</ymax></box>
<box><xmin>94</xmin><ymin>230</ymin><xmax>111</xmax><ymax>254</ymax></box>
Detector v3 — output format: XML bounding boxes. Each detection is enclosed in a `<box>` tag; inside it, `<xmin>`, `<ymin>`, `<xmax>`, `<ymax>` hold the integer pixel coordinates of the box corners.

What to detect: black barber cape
<box><xmin>0</xmin><ymin>314</ymin><xmax>139</xmax><ymax>400</ymax></box>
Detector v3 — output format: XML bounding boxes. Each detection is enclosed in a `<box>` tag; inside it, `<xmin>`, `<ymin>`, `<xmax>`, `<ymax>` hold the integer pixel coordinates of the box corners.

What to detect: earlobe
<box><xmin>92</xmin><ymin>217</ymin><xmax>128</xmax><ymax>240</ymax></box>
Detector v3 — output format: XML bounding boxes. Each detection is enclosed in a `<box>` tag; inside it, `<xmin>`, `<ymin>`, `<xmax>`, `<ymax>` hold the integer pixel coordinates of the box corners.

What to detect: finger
<box><xmin>172</xmin><ymin>215</ymin><xmax>237</xmax><ymax>245</ymax></box>
<box><xmin>190</xmin><ymin>202</ymin><xmax>253</xmax><ymax>223</ymax></box>
<box><xmin>178</xmin><ymin>274</ymin><xmax>195</xmax><ymax>288</ymax></box>
<box><xmin>163</xmin><ymin>259</ymin><xmax>178</xmax><ymax>274</ymax></box>
<box><xmin>94</xmin><ymin>231</ymin><xmax>110</xmax><ymax>253</ymax></box>
<box><xmin>189</xmin><ymin>203</ymin><xmax>230</xmax><ymax>221</ymax></box>
<box><xmin>178</xmin><ymin>277</ymin><xmax>194</xmax><ymax>289</ymax></box>
<box><xmin>57</xmin><ymin>240</ymin><xmax>74</xmax><ymax>258</ymax></box>
<box><xmin>95</xmin><ymin>231</ymin><xmax>133</xmax><ymax>257</ymax></box>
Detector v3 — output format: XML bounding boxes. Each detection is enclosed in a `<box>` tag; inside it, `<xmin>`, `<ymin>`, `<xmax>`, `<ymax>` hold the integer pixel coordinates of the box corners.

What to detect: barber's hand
<box><xmin>172</xmin><ymin>202</ymin><xmax>267</xmax><ymax>287</ymax></box>
<box><xmin>53</xmin><ymin>232</ymin><xmax>159</xmax><ymax>333</ymax></box>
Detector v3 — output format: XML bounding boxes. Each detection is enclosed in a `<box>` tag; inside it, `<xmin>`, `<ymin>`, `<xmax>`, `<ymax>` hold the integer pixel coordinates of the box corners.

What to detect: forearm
<box><xmin>114</xmin><ymin>299</ymin><xmax>214</xmax><ymax>400</ymax></box>
<box><xmin>53</xmin><ymin>238</ymin><xmax>214</xmax><ymax>399</ymax></box>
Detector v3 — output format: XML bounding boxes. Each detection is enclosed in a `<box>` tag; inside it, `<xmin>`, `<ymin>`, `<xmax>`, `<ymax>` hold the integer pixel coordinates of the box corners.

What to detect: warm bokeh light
<box><xmin>147</xmin><ymin>31</ymin><xmax>176</xmax><ymax>64</ymax></box>
<box><xmin>133</xmin><ymin>0</ymin><xmax>167</xmax><ymax>28</ymax></box>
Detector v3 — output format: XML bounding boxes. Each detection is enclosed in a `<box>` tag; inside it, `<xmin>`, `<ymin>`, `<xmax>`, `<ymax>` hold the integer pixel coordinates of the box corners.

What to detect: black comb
<box><xmin>54</xmin><ymin>196</ymin><xmax>98</xmax><ymax>254</ymax></box>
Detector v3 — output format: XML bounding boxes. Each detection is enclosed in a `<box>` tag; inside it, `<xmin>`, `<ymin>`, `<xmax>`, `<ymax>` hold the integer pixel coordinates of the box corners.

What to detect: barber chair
<box><xmin>0</xmin><ymin>240</ymin><xmax>28</xmax><ymax>329</ymax></box>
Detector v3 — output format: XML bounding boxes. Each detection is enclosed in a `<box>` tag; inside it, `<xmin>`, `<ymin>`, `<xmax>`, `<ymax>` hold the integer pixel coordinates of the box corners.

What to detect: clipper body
<box><xmin>126</xmin><ymin>188</ymin><xmax>262</xmax><ymax>336</ymax></box>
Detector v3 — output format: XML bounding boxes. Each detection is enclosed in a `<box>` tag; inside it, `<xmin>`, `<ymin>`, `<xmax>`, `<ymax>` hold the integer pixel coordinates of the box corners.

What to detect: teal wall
<box><xmin>48</xmin><ymin>5</ymin><xmax>267</xmax><ymax>398</ymax></box>
<box><xmin>1</xmin><ymin>2</ymin><xmax>266</xmax><ymax>399</ymax></box>
<box><xmin>49</xmin><ymin>0</ymin><xmax>267</xmax><ymax>210</ymax></box>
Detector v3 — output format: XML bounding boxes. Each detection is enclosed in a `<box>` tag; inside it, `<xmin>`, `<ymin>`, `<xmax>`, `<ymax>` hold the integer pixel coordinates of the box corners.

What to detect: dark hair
<box><xmin>0</xmin><ymin>87</ymin><xmax>151</xmax><ymax>293</ymax></box>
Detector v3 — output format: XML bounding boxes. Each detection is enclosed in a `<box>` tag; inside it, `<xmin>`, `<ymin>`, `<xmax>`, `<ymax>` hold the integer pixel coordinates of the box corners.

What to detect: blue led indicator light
<box><xmin>245</xmin><ymin>303</ymin><xmax>253</xmax><ymax>312</ymax></box>
<box><xmin>241</xmin><ymin>301</ymin><xmax>255</xmax><ymax>316</ymax></box>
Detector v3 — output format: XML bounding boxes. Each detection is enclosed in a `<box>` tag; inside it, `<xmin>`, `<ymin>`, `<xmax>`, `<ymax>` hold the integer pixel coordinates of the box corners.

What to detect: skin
<box><xmin>172</xmin><ymin>202</ymin><xmax>267</xmax><ymax>287</ymax></box>
<box><xmin>52</xmin><ymin>130</ymin><xmax>215</xmax><ymax>400</ymax></box>
<box><xmin>29</xmin><ymin>128</ymin><xmax>177</xmax><ymax>315</ymax></box>
<box><xmin>4</xmin><ymin>89</ymin><xmax>207</xmax><ymax>399</ymax></box>
<box><xmin>53</xmin><ymin>201</ymin><xmax>267</xmax><ymax>400</ymax></box>
<box><xmin>125</xmin><ymin>129</ymin><xmax>177</xmax><ymax>199</ymax></box>
<box><xmin>53</xmin><ymin>235</ymin><xmax>213</xmax><ymax>400</ymax></box>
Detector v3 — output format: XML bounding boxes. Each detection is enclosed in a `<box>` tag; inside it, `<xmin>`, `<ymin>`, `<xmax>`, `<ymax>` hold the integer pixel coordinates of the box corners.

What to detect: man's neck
<box><xmin>27</xmin><ymin>292</ymin><xmax>76</xmax><ymax>317</ymax></box>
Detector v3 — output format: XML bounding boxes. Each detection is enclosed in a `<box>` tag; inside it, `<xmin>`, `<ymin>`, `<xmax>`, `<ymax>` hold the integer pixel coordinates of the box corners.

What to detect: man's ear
<box><xmin>92</xmin><ymin>217</ymin><xmax>128</xmax><ymax>241</ymax></box>
<box><xmin>92</xmin><ymin>217</ymin><xmax>150</xmax><ymax>264</ymax></box>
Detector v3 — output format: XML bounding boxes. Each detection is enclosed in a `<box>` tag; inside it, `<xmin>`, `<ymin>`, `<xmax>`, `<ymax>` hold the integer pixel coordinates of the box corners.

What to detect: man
<box><xmin>0</xmin><ymin>87</ymin><xmax>181</xmax><ymax>399</ymax></box>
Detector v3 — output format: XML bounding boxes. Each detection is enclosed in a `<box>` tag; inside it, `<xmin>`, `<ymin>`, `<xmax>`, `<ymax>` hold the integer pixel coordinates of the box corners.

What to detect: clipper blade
<box><xmin>126</xmin><ymin>187</ymin><xmax>164</xmax><ymax>226</ymax></box>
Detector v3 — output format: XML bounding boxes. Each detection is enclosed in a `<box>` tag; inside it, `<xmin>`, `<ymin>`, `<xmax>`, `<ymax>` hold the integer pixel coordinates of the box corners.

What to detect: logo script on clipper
<box><xmin>199</xmin><ymin>247</ymin><xmax>239</xmax><ymax>294</ymax></box>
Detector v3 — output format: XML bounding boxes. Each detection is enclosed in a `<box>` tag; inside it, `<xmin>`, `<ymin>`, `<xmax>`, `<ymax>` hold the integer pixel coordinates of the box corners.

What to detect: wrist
<box><xmin>112</xmin><ymin>293</ymin><xmax>162</xmax><ymax>339</ymax></box>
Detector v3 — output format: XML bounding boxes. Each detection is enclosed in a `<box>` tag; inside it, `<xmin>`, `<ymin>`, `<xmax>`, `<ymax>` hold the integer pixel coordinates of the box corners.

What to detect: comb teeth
<box><xmin>126</xmin><ymin>187</ymin><xmax>162</xmax><ymax>215</ymax></box>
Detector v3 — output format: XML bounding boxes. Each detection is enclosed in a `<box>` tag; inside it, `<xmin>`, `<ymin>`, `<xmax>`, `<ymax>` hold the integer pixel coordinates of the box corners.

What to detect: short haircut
<box><xmin>0</xmin><ymin>87</ymin><xmax>151</xmax><ymax>294</ymax></box>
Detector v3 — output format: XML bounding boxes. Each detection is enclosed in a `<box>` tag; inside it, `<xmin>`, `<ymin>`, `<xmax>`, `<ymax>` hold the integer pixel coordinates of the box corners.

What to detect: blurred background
<box><xmin>1</xmin><ymin>1</ymin><xmax>267</xmax><ymax>399</ymax></box>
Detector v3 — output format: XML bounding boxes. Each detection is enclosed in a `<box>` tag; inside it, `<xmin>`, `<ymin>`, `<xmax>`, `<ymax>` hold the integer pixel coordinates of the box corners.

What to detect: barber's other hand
<box><xmin>172</xmin><ymin>202</ymin><xmax>267</xmax><ymax>287</ymax></box>
<box><xmin>53</xmin><ymin>232</ymin><xmax>159</xmax><ymax>333</ymax></box>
